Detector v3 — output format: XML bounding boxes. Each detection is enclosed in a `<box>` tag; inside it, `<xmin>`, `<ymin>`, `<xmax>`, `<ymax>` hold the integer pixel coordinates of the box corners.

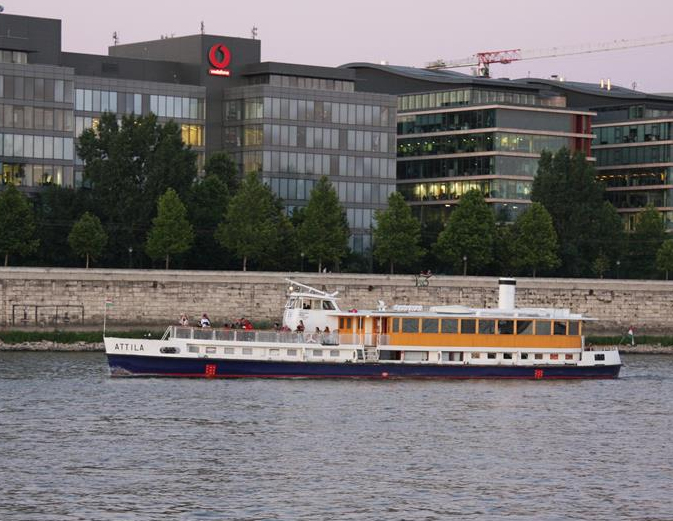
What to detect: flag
<box><xmin>105</xmin><ymin>299</ymin><xmax>113</xmax><ymax>308</ymax></box>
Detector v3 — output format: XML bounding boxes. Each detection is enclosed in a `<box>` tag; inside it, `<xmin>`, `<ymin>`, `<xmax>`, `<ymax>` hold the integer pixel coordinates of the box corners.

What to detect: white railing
<box><xmin>170</xmin><ymin>326</ymin><xmax>341</xmax><ymax>346</ymax></box>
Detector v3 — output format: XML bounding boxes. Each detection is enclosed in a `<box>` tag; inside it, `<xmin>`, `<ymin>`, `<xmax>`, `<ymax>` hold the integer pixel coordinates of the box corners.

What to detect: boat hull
<box><xmin>107</xmin><ymin>354</ymin><xmax>621</xmax><ymax>379</ymax></box>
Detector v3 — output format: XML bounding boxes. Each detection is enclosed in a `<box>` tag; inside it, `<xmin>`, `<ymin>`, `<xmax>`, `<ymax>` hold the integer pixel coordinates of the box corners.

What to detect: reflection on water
<box><xmin>0</xmin><ymin>352</ymin><xmax>672</xmax><ymax>520</ymax></box>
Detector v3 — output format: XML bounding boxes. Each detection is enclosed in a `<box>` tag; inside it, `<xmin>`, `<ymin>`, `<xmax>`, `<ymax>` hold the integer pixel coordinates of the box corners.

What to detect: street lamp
<box><xmin>616</xmin><ymin>259</ymin><xmax>621</xmax><ymax>279</ymax></box>
<box><xmin>300</xmin><ymin>252</ymin><xmax>305</xmax><ymax>272</ymax></box>
<box><xmin>128</xmin><ymin>246</ymin><xmax>133</xmax><ymax>269</ymax></box>
<box><xmin>462</xmin><ymin>255</ymin><xmax>468</xmax><ymax>276</ymax></box>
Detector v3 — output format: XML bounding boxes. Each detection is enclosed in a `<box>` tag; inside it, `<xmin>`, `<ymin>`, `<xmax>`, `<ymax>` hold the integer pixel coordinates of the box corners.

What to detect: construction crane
<box><xmin>426</xmin><ymin>34</ymin><xmax>673</xmax><ymax>78</ymax></box>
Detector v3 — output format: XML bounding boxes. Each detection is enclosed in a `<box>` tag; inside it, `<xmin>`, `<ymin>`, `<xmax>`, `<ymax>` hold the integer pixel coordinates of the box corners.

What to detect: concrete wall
<box><xmin>0</xmin><ymin>268</ymin><xmax>671</xmax><ymax>334</ymax></box>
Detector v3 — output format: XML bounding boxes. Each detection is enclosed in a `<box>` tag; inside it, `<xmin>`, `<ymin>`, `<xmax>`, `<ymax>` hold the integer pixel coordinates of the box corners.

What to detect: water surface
<box><xmin>0</xmin><ymin>352</ymin><xmax>671</xmax><ymax>520</ymax></box>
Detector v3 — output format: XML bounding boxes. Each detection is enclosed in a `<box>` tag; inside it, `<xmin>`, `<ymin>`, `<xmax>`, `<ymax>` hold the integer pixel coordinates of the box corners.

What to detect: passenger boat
<box><xmin>104</xmin><ymin>278</ymin><xmax>621</xmax><ymax>379</ymax></box>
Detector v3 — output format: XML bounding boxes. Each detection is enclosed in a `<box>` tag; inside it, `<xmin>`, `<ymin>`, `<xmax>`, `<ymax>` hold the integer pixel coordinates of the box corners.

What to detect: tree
<box><xmin>68</xmin><ymin>212</ymin><xmax>108</xmax><ymax>268</ymax></box>
<box><xmin>298</xmin><ymin>176</ymin><xmax>350</xmax><ymax>272</ymax></box>
<box><xmin>373</xmin><ymin>192</ymin><xmax>424</xmax><ymax>273</ymax></box>
<box><xmin>593</xmin><ymin>253</ymin><xmax>611</xmax><ymax>279</ymax></box>
<box><xmin>33</xmin><ymin>186</ymin><xmax>93</xmax><ymax>267</ymax></box>
<box><xmin>511</xmin><ymin>203</ymin><xmax>560</xmax><ymax>277</ymax></box>
<box><xmin>532</xmin><ymin>148</ymin><xmax>606</xmax><ymax>277</ymax></box>
<box><xmin>204</xmin><ymin>152</ymin><xmax>239</xmax><ymax>194</ymax></box>
<box><xmin>185</xmin><ymin>174</ymin><xmax>230</xmax><ymax>269</ymax></box>
<box><xmin>656</xmin><ymin>240</ymin><xmax>673</xmax><ymax>280</ymax></box>
<box><xmin>0</xmin><ymin>185</ymin><xmax>39</xmax><ymax>266</ymax></box>
<box><xmin>215</xmin><ymin>172</ymin><xmax>286</xmax><ymax>271</ymax></box>
<box><xmin>77</xmin><ymin>112</ymin><xmax>197</xmax><ymax>268</ymax></box>
<box><xmin>628</xmin><ymin>204</ymin><xmax>666</xmax><ymax>279</ymax></box>
<box><xmin>433</xmin><ymin>190</ymin><xmax>495</xmax><ymax>275</ymax></box>
<box><xmin>145</xmin><ymin>188</ymin><xmax>194</xmax><ymax>269</ymax></box>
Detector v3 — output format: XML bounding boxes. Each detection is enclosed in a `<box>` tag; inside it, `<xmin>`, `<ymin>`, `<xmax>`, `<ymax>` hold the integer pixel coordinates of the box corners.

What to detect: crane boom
<box><xmin>426</xmin><ymin>33</ymin><xmax>673</xmax><ymax>77</ymax></box>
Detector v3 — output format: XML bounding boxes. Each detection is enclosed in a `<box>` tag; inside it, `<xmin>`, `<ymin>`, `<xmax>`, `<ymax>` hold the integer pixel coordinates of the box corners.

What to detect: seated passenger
<box><xmin>200</xmin><ymin>313</ymin><xmax>211</xmax><ymax>328</ymax></box>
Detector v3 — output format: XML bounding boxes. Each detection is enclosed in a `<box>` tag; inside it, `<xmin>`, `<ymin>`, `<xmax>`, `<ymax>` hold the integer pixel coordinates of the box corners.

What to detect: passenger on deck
<box><xmin>323</xmin><ymin>326</ymin><xmax>330</xmax><ymax>333</ymax></box>
<box><xmin>200</xmin><ymin>313</ymin><xmax>211</xmax><ymax>328</ymax></box>
<box><xmin>296</xmin><ymin>320</ymin><xmax>305</xmax><ymax>333</ymax></box>
<box><xmin>179</xmin><ymin>313</ymin><xmax>189</xmax><ymax>327</ymax></box>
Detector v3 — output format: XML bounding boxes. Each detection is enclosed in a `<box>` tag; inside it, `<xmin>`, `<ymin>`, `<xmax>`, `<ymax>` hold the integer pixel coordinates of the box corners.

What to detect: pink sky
<box><xmin>10</xmin><ymin>0</ymin><xmax>673</xmax><ymax>93</ymax></box>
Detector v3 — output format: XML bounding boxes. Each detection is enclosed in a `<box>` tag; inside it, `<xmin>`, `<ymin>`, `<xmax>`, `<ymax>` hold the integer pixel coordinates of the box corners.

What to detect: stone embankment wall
<box><xmin>1</xmin><ymin>268</ymin><xmax>672</xmax><ymax>334</ymax></box>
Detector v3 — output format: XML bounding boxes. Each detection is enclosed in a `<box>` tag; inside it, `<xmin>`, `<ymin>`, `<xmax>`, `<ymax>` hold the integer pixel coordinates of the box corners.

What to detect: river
<box><xmin>0</xmin><ymin>352</ymin><xmax>671</xmax><ymax>520</ymax></box>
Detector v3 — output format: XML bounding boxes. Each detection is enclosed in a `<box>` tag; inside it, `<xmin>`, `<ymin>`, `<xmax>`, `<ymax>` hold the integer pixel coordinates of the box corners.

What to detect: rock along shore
<box><xmin>1</xmin><ymin>342</ymin><xmax>672</xmax><ymax>354</ymax></box>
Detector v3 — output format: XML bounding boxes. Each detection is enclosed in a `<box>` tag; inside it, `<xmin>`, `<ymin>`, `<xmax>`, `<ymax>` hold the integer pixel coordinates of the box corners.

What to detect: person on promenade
<box><xmin>200</xmin><ymin>313</ymin><xmax>211</xmax><ymax>328</ymax></box>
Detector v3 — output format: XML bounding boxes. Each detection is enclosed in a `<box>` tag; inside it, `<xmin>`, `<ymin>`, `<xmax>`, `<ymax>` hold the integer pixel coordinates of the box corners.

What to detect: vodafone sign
<box><xmin>208</xmin><ymin>44</ymin><xmax>231</xmax><ymax>76</ymax></box>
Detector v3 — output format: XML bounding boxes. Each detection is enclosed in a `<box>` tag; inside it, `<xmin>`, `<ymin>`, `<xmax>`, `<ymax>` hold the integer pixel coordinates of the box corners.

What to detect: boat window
<box><xmin>312</xmin><ymin>349</ymin><xmax>323</xmax><ymax>357</ymax></box>
<box><xmin>516</xmin><ymin>320</ymin><xmax>534</xmax><ymax>335</ymax></box>
<box><xmin>379</xmin><ymin>350</ymin><xmax>402</xmax><ymax>360</ymax></box>
<box><xmin>553</xmin><ymin>321</ymin><xmax>568</xmax><ymax>335</ymax></box>
<box><xmin>302</xmin><ymin>300</ymin><xmax>310</xmax><ymax>309</ymax></box>
<box><xmin>565</xmin><ymin>354</ymin><xmax>574</xmax><ymax>360</ymax></box>
<box><xmin>503</xmin><ymin>353</ymin><xmax>512</xmax><ymax>359</ymax></box>
<box><xmin>206</xmin><ymin>346</ymin><xmax>216</xmax><ymax>354</ymax></box>
<box><xmin>478</xmin><ymin>319</ymin><xmax>495</xmax><ymax>334</ymax></box>
<box><xmin>242</xmin><ymin>347</ymin><xmax>253</xmax><ymax>355</ymax></box>
<box><xmin>536</xmin><ymin>321</ymin><xmax>551</xmax><ymax>335</ymax></box>
<box><xmin>550</xmin><ymin>353</ymin><xmax>559</xmax><ymax>360</ymax></box>
<box><xmin>287</xmin><ymin>349</ymin><xmax>297</xmax><ymax>356</ymax></box>
<box><xmin>594</xmin><ymin>353</ymin><xmax>605</xmax><ymax>361</ymax></box>
<box><xmin>441</xmin><ymin>351</ymin><xmax>463</xmax><ymax>362</ymax></box>
<box><xmin>487</xmin><ymin>353</ymin><xmax>496</xmax><ymax>359</ymax></box>
<box><xmin>224</xmin><ymin>347</ymin><xmax>235</xmax><ymax>354</ymax></box>
<box><xmin>330</xmin><ymin>349</ymin><xmax>340</xmax><ymax>357</ymax></box>
<box><xmin>287</xmin><ymin>298</ymin><xmax>296</xmax><ymax>309</ymax></box>
<box><xmin>534</xmin><ymin>353</ymin><xmax>544</xmax><ymax>360</ymax></box>
<box><xmin>521</xmin><ymin>353</ymin><xmax>529</xmax><ymax>360</ymax></box>
<box><xmin>391</xmin><ymin>318</ymin><xmax>400</xmax><ymax>333</ymax></box>
<box><xmin>422</xmin><ymin>318</ymin><xmax>439</xmax><ymax>333</ymax></box>
<box><xmin>402</xmin><ymin>318</ymin><xmax>419</xmax><ymax>333</ymax></box>
<box><xmin>188</xmin><ymin>345</ymin><xmax>199</xmax><ymax>353</ymax></box>
<box><xmin>471</xmin><ymin>352</ymin><xmax>481</xmax><ymax>359</ymax></box>
<box><xmin>461</xmin><ymin>319</ymin><xmax>476</xmax><ymax>334</ymax></box>
<box><xmin>339</xmin><ymin>317</ymin><xmax>353</xmax><ymax>330</ymax></box>
<box><xmin>269</xmin><ymin>348</ymin><xmax>280</xmax><ymax>356</ymax></box>
<box><xmin>404</xmin><ymin>351</ymin><xmax>428</xmax><ymax>361</ymax></box>
<box><xmin>295</xmin><ymin>299</ymin><xmax>304</xmax><ymax>309</ymax></box>
<box><xmin>498</xmin><ymin>320</ymin><xmax>514</xmax><ymax>335</ymax></box>
<box><xmin>322</xmin><ymin>300</ymin><xmax>335</xmax><ymax>310</ymax></box>
<box><xmin>441</xmin><ymin>318</ymin><xmax>458</xmax><ymax>333</ymax></box>
<box><xmin>568</xmin><ymin>321</ymin><xmax>580</xmax><ymax>336</ymax></box>
<box><xmin>160</xmin><ymin>346</ymin><xmax>179</xmax><ymax>354</ymax></box>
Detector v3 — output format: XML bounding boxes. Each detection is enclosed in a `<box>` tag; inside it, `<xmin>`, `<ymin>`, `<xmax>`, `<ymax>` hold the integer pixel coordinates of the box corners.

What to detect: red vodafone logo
<box><xmin>208</xmin><ymin>44</ymin><xmax>231</xmax><ymax>76</ymax></box>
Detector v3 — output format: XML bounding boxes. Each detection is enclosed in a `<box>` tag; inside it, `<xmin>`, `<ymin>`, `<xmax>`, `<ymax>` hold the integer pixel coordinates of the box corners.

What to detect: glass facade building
<box><xmin>343</xmin><ymin>64</ymin><xmax>595</xmax><ymax>225</ymax></box>
<box><xmin>219</xmin><ymin>70</ymin><xmax>397</xmax><ymax>252</ymax></box>
<box><xmin>593</xmin><ymin>108</ymin><xmax>673</xmax><ymax>230</ymax></box>
<box><xmin>396</xmin><ymin>94</ymin><xmax>594</xmax><ymax>223</ymax></box>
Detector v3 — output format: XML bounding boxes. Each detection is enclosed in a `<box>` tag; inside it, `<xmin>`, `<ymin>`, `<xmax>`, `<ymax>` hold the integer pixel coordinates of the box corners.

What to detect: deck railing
<box><xmin>170</xmin><ymin>326</ymin><xmax>343</xmax><ymax>346</ymax></box>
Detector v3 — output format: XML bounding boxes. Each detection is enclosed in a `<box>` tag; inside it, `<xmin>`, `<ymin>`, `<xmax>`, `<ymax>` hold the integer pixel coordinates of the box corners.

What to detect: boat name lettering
<box><xmin>114</xmin><ymin>343</ymin><xmax>144</xmax><ymax>352</ymax></box>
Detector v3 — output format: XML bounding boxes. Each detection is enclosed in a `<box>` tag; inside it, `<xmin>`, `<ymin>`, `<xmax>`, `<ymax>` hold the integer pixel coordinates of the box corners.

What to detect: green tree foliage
<box><xmin>145</xmin><ymin>188</ymin><xmax>194</xmax><ymax>269</ymax></box>
<box><xmin>594</xmin><ymin>202</ymin><xmax>626</xmax><ymax>276</ymax></box>
<box><xmin>511</xmin><ymin>203</ymin><xmax>560</xmax><ymax>277</ymax></box>
<box><xmin>68</xmin><ymin>212</ymin><xmax>108</xmax><ymax>268</ymax></box>
<box><xmin>532</xmin><ymin>148</ymin><xmax>606</xmax><ymax>277</ymax></box>
<box><xmin>373</xmin><ymin>192</ymin><xmax>424</xmax><ymax>273</ymax></box>
<box><xmin>204</xmin><ymin>152</ymin><xmax>239</xmax><ymax>194</ymax></box>
<box><xmin>628</xmin><ymin>204</ymin><xmax>666</xmax><ymax>279</ymax></box>
<box><xmin>32</xmin><ymin>186</ymin><xmax>93</xmax><ymax>267</ymax></box>
<box><xmin>77</xmin><ymin>113</ymin><xmax>197</xmax><ymax>267</ymax></box>
<box><xmin>0</xmin><ymin>185</ymin><xmax>39</xmax><ymax>266</ymax></box>
<box><xmin>492</xmin><ymin>224</ymin><xmax>515</xmax><ymax>276</ymax></box>
<box><xmin>298</xmin><ymin>176</ymin><xmax>350</xmax><ymax>272</ymax></box>
<box><xmin>185</xmin><ymin>174</ymin><xmax>230</xmax><ymax>269</ymax></box>
<box><xmin>433</xmin><ymin>190</ymin><xmax>495</xmax><ymax>275</ymax></box>
<box><xmin>656</xmin><ymin>239</ymin><xmax>673</xmax><ymax>280</ymax></box>
<box><xmin>592</xmin><ymin>253</ymin><xmax>610</xmax><ymax>279</ymax></box>
<box><xmin>215</xmin><ymin>172</ymin><xmax>289</xmax><ymax>271</ymax></box>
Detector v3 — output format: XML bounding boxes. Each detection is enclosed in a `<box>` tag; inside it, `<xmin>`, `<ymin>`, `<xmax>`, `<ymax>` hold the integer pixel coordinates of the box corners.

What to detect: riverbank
<box><xmin>2</xmin><ymin>342</ymin><xmax>673</xmax><ymax>354</ymax></box>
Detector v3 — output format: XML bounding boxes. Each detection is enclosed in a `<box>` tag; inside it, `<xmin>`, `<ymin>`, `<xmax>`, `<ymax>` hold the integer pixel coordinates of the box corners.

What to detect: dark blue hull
<box><xmin>107</xmin><ymin>354</ymin><xmax>621</xmax><ymax>379</ymax></box>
